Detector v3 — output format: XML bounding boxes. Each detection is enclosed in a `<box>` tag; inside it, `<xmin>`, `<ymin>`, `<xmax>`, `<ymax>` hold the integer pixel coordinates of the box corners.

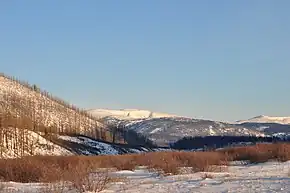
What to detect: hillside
<box><xmin>0</xmin><ymin>74</ymin><xmax>106</xmax><ymax>133</ymax></box>
<box><xmin>0</xmin><ymin>73</ymin><xmax>115</xmax><ymax>158</ymax></box>
<box><xmin>0</xmin><ymin>128</ymin><xmax>169</xmax><ymax>159</ymax></box>
<box><xmin>87</xmin><ymin>108</ymin><xmax>178</xmax><ymax>120</ymax></box>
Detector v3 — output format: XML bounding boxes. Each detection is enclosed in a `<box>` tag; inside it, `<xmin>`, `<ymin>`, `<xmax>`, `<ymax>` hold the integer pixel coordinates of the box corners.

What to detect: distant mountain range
<box><xmin>88</xmin><ymin>109</ymin><xmax>290</xmax><ymax>147</ymax></box>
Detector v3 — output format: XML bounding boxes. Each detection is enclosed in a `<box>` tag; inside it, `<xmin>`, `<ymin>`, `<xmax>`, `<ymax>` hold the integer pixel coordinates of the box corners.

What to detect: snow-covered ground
<box><xmin>1</xmin><ymin>161</ymin><xmax>290</xmax><ymax>192</ymax></box>
<box><xmin>105</xmin><ymin>161</ymin><xmax>290</xmax><ymax>193</ymax></box>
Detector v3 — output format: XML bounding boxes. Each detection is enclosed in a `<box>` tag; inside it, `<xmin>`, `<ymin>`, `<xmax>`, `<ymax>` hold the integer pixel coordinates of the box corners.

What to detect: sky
<box><xmin>1</xmin><ymin>0</ymin><xmax>290</xmax><ymax>122</ymax></box>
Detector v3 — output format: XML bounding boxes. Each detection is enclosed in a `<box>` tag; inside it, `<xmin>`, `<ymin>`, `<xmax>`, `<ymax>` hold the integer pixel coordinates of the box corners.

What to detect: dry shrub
<box><xmin>0</xmin><ymin>152</ymin><xmax>228</xmax><ymax>181</ymax></box>
<box><xmin>133</xmin><ymin>151</ymin><xmax>227</xmax><ymax>175</ymax></box>
<box><xmin>0</xmin><ymin>157</ymin><xmax>61</xmax><ymax>183</ymax></box>
<box><xmin>68</xmin><ymin>163</ymin><xmax>111</xmax><ymax>193</ymax></box>
<box><xmin>276</xmin><ymin>143</ymin><xmax>290</xmax><ymax>162</ymax></box>
<box><xmin>220</xmin><ymin>143</ymin><xmax>290</xmax><ymax>163</ymax></box>
<box><xmin>0</xmin><ymin>183</ymin><xmax>4</xmax><ymax>193</ymax></box>
<box><xmin>100</xmin><ymin>155</ymin><xmax>137</xmax><ymax>171</ymax></box>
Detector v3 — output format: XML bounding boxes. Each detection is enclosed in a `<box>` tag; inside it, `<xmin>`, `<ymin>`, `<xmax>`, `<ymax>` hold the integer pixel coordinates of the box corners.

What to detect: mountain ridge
<box><xmin>237</xmin><ymin>115</ymin><xmax>290</xmax><ymax>125</ymax></box>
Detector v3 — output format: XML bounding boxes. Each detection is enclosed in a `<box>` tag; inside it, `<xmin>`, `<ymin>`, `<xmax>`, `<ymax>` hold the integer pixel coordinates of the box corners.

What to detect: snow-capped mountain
<box><xmin>237</xmin><ymin>115</ymin><xmax>290</xmax><ymax>125</ymax></box>
<box><xmin>87</xmin><ymin>108</ymin><xmax>178</xmax><ymax>120</ymax></box>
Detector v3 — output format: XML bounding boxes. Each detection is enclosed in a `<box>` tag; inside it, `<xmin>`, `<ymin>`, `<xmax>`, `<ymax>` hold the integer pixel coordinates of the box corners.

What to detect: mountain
<box><xmin>237</xmin><ymin>115</ymin><xmax>290</xmax><ymax>125</ymax></box>
<box><xmin>236</xmin><ymin>115</ymin><xmax>290</xmax><ymax>136</ymax></box>
<box><xmin>87</xmin><ymin>108</ymin><xmax>178</xmax><ymax>120</ymax></box>
<box><xmin>100</xmin><ymin>116</ymin><xmax>265</xmax><ymax>147</ymax></box>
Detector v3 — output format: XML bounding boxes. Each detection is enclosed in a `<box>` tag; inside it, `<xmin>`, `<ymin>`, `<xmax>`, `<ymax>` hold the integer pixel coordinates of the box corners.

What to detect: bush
<box><xmin>220</xmin><ymin>143</ymin><xmax>290</xmax><ymax>163</ymax></box>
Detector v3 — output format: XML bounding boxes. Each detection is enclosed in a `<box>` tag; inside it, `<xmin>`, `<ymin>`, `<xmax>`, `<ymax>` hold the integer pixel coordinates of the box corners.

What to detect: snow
<box><xmin>87</xmin><ymin>108</ymin><xmax>178</xmax><ymax>120</ymax></box>
<box><xmin>103</xmin><ymin>161</ymin><xmax>290</xmax><ymax>192</ymax></box>
<box><xmin>1</xmin><ymin>161</ymin><xmax>290</xmax><ymax>192</ymax></box>
<box><xmin>237</xmin><ymin>115</ymin><xmax>290</xmax><ymax>125</ymax></box>
<box><xmin>150</xmin><ymin>128</ymin><xmax>163</xmax><ymax>134</ymax></box>
<box><xmin>58</xmin><ymin>135</ymin><xmax>120</xmax><ymax>155</ymax></box>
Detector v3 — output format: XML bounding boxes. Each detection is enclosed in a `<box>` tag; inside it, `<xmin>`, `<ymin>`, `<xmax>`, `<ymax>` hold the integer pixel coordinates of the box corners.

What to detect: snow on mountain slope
<box><xmin>102</xmin><ymin>117</ymin><xmax>265</xmax><ymax>147</ymax></box>
<box><xmin>237</xmin><ymin>115</ymin><xmax>290</xmax><ymax>125</ymax></box>
<box><xmin>87</xmin><ymin>108</ymin><xmax>178</xmax><ymax>120</ymax></box>
<box><xmin>54</xmin><ymin>135</ymin><xmax>171</xmax><ymax>156</ymax></box>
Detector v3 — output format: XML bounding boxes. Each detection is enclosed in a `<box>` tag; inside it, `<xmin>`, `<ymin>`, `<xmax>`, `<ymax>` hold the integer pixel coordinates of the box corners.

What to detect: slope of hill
<box><xmin>0</xmin><ymin>74</ymin><xmax>107</xmax><ymax>136</ymax></box>
<box><xmin>237</xmin><ymin>115</ymin><xmax>290</xmax><ymax>125</ymax></box>
<box><xmin>0</xmin><ymin>128</ymin><xmax>73</xmax><ymax>158</ymax></box>
<box><xmin>87</xmin><ymin>108</ymin><xmax>178</xmax><ymax>120</ymax></box>
<box><xmin>0</xmin><ymin>73</ymin><xmax>118</xmax><ymax>158</ymax></box>
<box><xmin>101</xmin><ymin>117</ymin><xmax>265</xmax><ymax>147</ymax></box>
<box><xmin>0</xmin><ymin>129</ymin><xmax>171</xmax><ymax>159</ymax></box>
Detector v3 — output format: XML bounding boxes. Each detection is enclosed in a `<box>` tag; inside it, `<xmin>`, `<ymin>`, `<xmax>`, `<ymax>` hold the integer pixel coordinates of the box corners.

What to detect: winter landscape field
<box><xmin>2</xmin><ymin>1</ymin><xmax>290</xmax><ymax>192</ymax></box>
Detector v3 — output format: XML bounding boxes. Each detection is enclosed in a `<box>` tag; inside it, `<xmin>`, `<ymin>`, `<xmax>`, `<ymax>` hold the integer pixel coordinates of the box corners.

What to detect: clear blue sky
<box><xmin>1</xmin><ymin>0</ymin><xmax>290</xmax><ymax>122</ymax></box>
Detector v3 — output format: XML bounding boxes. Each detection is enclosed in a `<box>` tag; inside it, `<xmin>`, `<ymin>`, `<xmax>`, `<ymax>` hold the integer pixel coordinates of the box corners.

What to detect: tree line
<box><xmin>171</xmin><ymin>135</ymin><xmax>290</xmax><ymax>150</ymax></box>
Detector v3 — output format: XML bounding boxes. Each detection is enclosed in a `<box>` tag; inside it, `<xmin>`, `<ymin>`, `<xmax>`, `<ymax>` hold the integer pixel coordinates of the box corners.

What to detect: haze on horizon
<box><xmin>1</xmin><ymin>0</ymin><xmax>290</xmax><ymax>122</ymax></box>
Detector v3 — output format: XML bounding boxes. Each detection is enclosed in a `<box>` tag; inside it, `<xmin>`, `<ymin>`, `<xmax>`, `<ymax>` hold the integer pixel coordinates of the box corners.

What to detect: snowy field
<box><xmin>1</xmin><ymin>161</ymin><xmax>290</xmax><ymax>193</ymax></box>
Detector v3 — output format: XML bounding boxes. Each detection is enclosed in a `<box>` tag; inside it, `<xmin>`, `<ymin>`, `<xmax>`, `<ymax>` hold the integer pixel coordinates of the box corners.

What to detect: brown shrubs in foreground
<box><xmin>0</xmin><ymin>143</ymin><xmax>289</xmax><ymax>184</ymax></box>
<box><xmin>0</xmin><ymin>152</ymin><xmax>227</xmax><ymax>183</ymax></box>
<box><xmin>221</xmin><ymin>143</ymin><xmax>290</xmax><ymax>163</ymax></box>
